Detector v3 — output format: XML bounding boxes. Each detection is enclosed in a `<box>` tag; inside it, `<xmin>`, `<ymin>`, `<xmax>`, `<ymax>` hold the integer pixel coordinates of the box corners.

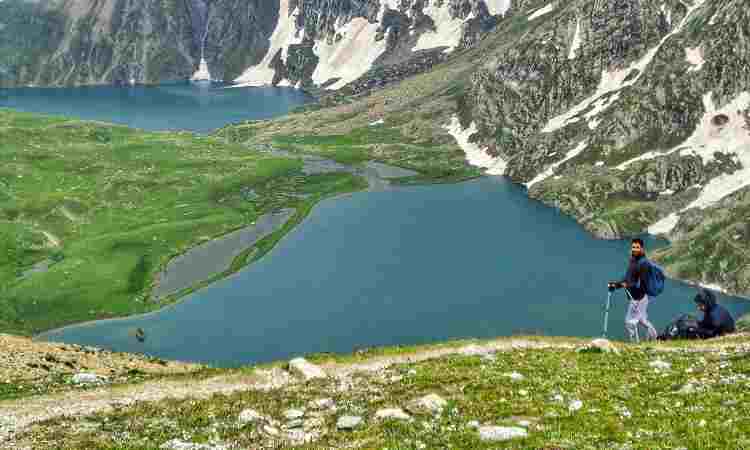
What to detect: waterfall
<box><xmin>191</xmin><ymin>11</ymin><xmax>212</xmax><ymax>82</ymax></box>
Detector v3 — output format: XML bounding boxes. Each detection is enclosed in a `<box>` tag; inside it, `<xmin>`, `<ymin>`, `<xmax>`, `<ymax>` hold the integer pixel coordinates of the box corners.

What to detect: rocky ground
<box><xmin>0</xmin><ymin>334</ymin><xmax>202</xmax><ymax>401</ymax></box>
<box><xmin>3</xmin><ymin>334</ymin><xmax>750</xmax><ymax>449</ymax></box>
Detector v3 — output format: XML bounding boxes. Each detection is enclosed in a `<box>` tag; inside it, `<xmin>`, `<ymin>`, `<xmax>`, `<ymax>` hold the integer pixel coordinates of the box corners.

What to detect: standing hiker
<box><xmin>608</xmin><ymin>238</ymin><xmax>660</xmax><ymax>342</ymax></box>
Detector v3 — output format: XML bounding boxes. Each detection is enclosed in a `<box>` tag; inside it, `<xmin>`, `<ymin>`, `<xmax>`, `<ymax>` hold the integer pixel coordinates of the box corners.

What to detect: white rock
<box><xmin>160</xmin><ymin>440</ymin><xmax>228</xmax><ymax>450</ymax></box>
<box><xmin>518</xmin><ymin>420</ymin><xmax>531</xmax><ymax>427</ymax></box>
<box><xmin>375</xmin><ymin>408</ymin><xmax>411</xmax><ymax>421</ymax></box>
<box><xmin>649</xmin><ymin>360</ymin><xmax>671</xmax><ymax>371</ymax></box>
<box><xmin>568</xmin><ymin>400</ymin><xmax>583</xmax><ymax>412</ymax></box>
<box><xmin>283</xmin><ymin>409</ymin><xmax>305</xmax><ymax>420</ymax></box>
<box><xmin>408</xmin><ymin>393</ymin><xmax>448</xmax><ymax>414</ymax></box>
<box><xmin>478</xmin><ymin>426</ymin><xmax>528</xmax><ymax>441</ymax></box>
<box><xmin>72</xmin><ymin>373</ymin><xmax>105</xmax><ymax>384</ymax></box>
<box><xmin>336</xmin><ymin>415</ymin><xmax>363</xmax><ymax>430</ymax></box>
<box><xmin>551</xmin><ymin>394</ymin><xmax>564</xmax><ymax>403</ymax></box>
<box><xmin>263</xmin><ymin>425</ymin><xmax>279</xmax><ymax>436</ymax></box>
<box><xmin>467</xmin><ymin>420</ymin><xmax>480</xmax><ymax>429</ymax></box>
<box><xmin>238</xmin><ymin>409</ymin><xmax>264</xmax><ymax>424</ymax></box>
<box><xmin>310</xmin><ymin>398</ymin><xmax>335</xmax><ymax>410</ymax></box>
<box><xmin>288</xmin><ymin>358</ymin><xmax>327</xmax><ymax>381</ymax></box>
<box><xmin>504</xmin><ymin>371</ymin><xmax>524</xmax><ymax>381</ymax></box>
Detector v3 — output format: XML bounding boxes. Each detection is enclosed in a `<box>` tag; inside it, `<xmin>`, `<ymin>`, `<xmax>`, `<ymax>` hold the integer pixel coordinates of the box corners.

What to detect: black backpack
<box><xmin>658</xmin><ymin>314</ymin><xmax>701</xmax><ymax>340</ymax></box>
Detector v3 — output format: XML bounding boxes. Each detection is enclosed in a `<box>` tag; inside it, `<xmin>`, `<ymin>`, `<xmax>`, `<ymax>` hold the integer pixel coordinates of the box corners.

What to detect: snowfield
<box><xmin>445</xmin><ymin>116</ymin><xmax>507</xmax><ymax>175</ymax></box>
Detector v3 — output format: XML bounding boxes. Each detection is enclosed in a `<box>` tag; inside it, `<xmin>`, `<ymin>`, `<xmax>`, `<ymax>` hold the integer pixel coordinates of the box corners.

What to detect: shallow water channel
<box><xmin>40</xmin><ymin>177</ymin><xmax>750</xmax><ymax>366</ymax></box>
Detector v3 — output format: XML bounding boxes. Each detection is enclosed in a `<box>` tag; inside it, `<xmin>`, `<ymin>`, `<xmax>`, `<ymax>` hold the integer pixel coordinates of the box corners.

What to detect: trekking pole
<box><xmin>602</xmin><ymin>290</ymin><xmax>612</xmax><ymax>338</ymax></box>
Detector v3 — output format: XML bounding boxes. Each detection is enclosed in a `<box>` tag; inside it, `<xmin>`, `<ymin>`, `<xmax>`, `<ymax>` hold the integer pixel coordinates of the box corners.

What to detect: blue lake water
<box><xmin>0</xmin><ymin>82</ymin><xmax>310</xmax><ymax>133</ymax></box>
<box><xmin>39</xmin><ymin>177</ymin><xmax>750</xmax><ymax>367</ymax></box>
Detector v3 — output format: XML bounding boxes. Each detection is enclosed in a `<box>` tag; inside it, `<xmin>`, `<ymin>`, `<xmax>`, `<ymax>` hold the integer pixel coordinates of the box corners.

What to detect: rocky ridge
<box><xmin>0</xmin><ymin>0</ymin><xmax>508</xmax><ymax>88</ymax></box>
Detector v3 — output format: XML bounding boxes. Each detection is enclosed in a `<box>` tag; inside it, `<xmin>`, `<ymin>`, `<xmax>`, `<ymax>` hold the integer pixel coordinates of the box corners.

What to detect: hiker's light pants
<box><xmin>625</xmin><ymin>295</ymin><xmax>658</xmax><ymax>343</ymax></box>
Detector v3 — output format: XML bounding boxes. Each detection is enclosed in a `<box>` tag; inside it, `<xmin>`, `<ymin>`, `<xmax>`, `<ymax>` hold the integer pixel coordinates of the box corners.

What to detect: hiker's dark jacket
<box><xmin>619</xmin><ymin>254</ymin><xmax>649</xmax><ymax>301</ymax></box>
<box><xmin>695</xmin><ymin>289</ymin><xmax>736</xmax><ymax>338</ymax></box>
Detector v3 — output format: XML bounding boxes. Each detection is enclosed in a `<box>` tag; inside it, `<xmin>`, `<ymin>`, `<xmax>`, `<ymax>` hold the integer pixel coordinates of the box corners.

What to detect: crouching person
<box><xmin>694</xmin><ymin>288</ymin><xmax>736</xmax><ymax>338</ymax></box>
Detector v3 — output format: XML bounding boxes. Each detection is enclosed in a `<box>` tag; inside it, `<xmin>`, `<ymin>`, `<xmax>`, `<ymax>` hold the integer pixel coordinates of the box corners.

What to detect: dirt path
<box><xmin>1</xmin><ymin>336</ymin><xmax>745</xmax><ymax>446</ymax></box>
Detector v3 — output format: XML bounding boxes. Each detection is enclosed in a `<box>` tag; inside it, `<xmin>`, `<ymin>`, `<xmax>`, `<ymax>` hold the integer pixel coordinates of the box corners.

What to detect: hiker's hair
<box><xmin>631</xmin><ymin>238</ymin><xmax>645</xmax><ymax>248</ymax></box>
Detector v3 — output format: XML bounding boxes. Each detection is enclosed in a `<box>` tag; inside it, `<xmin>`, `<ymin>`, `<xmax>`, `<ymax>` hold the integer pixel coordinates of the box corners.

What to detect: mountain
<box><xmin>0</xmin><ymin>0</ymin><xmax>508</xmax><ymax>87</ymax></box>
<box><xmin>1</xmin><ymin>0</ymin><xmax>748</xmax><ymax>296</ymax></box>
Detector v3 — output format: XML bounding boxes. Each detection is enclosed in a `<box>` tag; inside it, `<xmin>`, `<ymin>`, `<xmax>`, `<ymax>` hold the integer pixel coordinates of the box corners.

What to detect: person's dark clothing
<box><xmin>694</xmin><ymin>289</ymin><xmax>736</xmax><ymax>338</ymax></box>
<box><xmin>619</xmin><ymin>254</ymin><xmax>649</xmax><ymax>301</ymax></box>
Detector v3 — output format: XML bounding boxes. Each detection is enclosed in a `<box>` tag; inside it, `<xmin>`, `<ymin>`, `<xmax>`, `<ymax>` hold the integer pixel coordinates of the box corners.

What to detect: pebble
<box><xmin>504</xmin><ymin>372</ymin><xmax>524</xmax><ymax>381</ymax></box>
<box><xmin>568</xmin><ymin>400</ymin><xmax>583</xmax><ymax>412</ymax></box>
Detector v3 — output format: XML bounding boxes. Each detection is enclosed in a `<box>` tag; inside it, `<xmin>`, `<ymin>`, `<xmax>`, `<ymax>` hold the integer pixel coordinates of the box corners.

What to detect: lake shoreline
<box><xmin>33</xmin><ymin>158</ymin><xmax>431</xmax><ymax>340</ymax></box>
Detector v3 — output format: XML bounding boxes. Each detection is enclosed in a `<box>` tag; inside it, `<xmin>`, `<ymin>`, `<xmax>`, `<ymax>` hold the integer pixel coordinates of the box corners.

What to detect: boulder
<box><xmin>478</xmin><ymin>426</ymin><xmax>528</xmax><ymax>441</ymax></box>
<box><xmin>336</xmin><ymin>415</ymin><xmax>363</xmax><ymax>430</ymax></box>
<box><xmin>375</xmin><ymin>408</ymin><xmax>411</xmax><ymax>421</ymax></box>
<box><xmin>407</xmin><ymin>393</ymin><xmax>448</xmax><ymax>414</ymax></box>
<box><xmin>288</xmin><ymin>358</ymin><xmax>326</xmax><ymax>381</ymax></box>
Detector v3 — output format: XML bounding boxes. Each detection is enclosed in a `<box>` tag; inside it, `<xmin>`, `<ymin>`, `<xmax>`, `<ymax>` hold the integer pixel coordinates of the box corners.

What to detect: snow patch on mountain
<box><xmin>528</xmin><ymin>3</ymin><xmax>555</xmax><ymax>21</ymax></box>
<box><xmin>485</xmin><ymin>0</ymin><xmax>512</xmax><ymax>16</ymax></box>
<box><xmin>643</xmin><ymin>91</ymin><xmax>750</xmax><ymax>234</ymax></box>
<box><xmin>568</xmin><ymin>19</ymin><xmax>582</xmax><ymax>60</ymax></box>
<box><xmin>234</xmin><ymin>0</ymin><xmax>301</xmax><ymax>87</ymax></box>
<box><xmin>413</xmin><ymin>1</ymin><xmax>466</xmax><ymax>53</ymax></box>
<box><xmin>312</xmin><ymin>18</ymin><xmax>388</xmax><ymax>90</ymax></box>
<box><xmin>526</xmin><ymin>141</ymin><xmax>588</xmax><ymax>188</ymax></box>
<box><xmin>445</xmin><ymin>116</ymin><xmax>506</xmax><ymax>175</ymax></box>
<box><xmin>685</xmin><ymin>46</ymin><xmax>705</xmax><ymax>72</ymax></box>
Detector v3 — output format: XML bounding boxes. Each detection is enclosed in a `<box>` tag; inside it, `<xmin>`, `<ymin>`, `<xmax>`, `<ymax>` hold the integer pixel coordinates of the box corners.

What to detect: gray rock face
<box><xmin>1</xmin><ymin>0</ymin><xmax>502</xmax><ymax>87</ymax></box>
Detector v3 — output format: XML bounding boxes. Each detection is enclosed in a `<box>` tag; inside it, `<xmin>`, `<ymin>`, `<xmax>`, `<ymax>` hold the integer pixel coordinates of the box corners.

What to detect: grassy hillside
<box><xmin>5</xmin><ymin>334</ymin><xmax>750</xmax><ymax>449</ymax></box>
<box><xmin>0</xmin><ymin>109</ymin><xmax>367</xmax><ymax>334</ymax></box>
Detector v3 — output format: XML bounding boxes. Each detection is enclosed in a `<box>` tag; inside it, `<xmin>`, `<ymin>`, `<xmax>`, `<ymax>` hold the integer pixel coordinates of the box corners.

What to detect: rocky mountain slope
<box><xmin>0</xmin><ymin>0</ymin><xmax>509</xmax><ymax>87</ymax></box>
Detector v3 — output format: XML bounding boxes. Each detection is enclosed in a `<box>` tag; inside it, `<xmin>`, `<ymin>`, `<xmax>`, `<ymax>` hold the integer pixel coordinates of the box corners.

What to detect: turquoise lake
<box><xmin>0</xmin><ymin>82</ymin><xmax>310</xmax><ymax>132</ymax></box>
<box><xmin>39</xmin><ymin>178</ymin><xmax>750</xmax><ymax>366</ymax></box>
<box><xmin>4</xmin><ymin>84</ymin><xmax>747</xmax><ymax>366</ymax></box>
